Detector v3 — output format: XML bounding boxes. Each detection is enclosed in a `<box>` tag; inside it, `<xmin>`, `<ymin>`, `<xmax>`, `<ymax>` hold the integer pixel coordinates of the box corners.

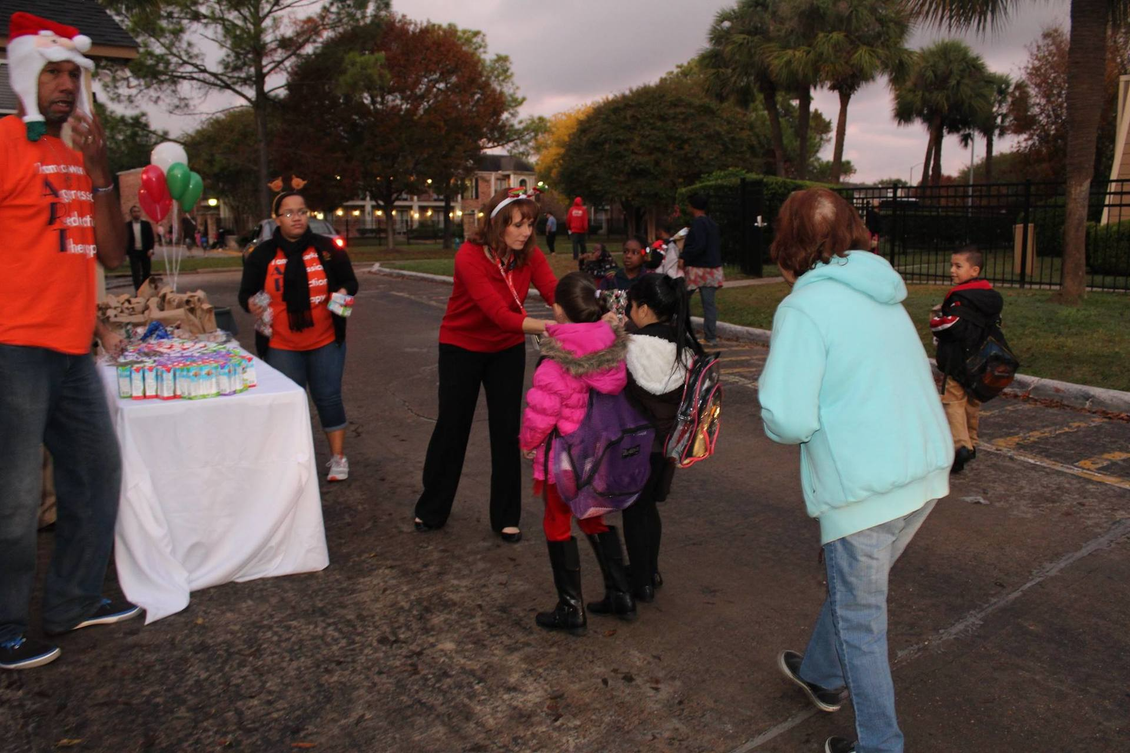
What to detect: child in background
<box><xmin>519</xmin><ymin>272</ymin><xmax>633</xmax><ymax>635</ymax></box>
<box><xmin>621</xmin><ymin>273</ymin><xmax>701</xmax><ymax>602</ymax></box>
<box><xmin>930</xmin><ymin>246</ymin><xmax>1004</xmax><ymax>473</ymax></box>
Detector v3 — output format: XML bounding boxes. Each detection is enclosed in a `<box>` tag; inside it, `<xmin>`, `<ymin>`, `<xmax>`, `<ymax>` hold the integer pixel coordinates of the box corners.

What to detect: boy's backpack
<box><xmin>963</xmin><ymin>323</ymin><xmax>1020</xmax><ymax>402</ymax></box>
<box><xmin>550</xmin><ymin>390</ymin><xmax>656</xmax><ymax>519</ymax></box>
<box><xmin>664</xmin><ymin>352</ymin><xmax>723</xmax><ymax>468</ymax></box>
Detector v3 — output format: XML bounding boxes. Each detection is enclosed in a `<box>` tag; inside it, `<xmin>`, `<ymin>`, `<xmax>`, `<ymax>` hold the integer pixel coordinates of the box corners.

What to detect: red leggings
<box><xmin>537</xmin><ymin>481</ymin><xmax>608</xmax><ymax>542</ymax></box>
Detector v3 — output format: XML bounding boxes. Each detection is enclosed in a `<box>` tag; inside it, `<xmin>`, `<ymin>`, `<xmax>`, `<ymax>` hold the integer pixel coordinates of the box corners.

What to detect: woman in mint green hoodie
<box><xmin>759</xmin><ymin>189</ymin><xmax>953</xmax><ymax>753</ymax></box>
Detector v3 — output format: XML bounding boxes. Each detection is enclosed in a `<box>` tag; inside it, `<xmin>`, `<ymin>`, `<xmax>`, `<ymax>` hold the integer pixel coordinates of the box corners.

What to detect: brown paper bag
<box><xmin>163</xmin><ymin>293</ymin><xmax>188</xmax><ymax>312</ymax></box>
<box><xmin>108</xmin><ymin>312</ymin><xmax>147</xmax><ymax>325</ymax></box>
<box><xmin>124</xmin><ymin>297</ymin><xmax>148</xmax><ymax>315</ymax></box>
<box><xmin>146</xmin><ymin>298</ymin><xmax>164</xmax><ymax>316</ymax></box>
<box><xmin>196</xmin><ymin>303</ymin><xmax>218</xmax><ymax>333</ymax></box>
<box><xmin>137</xmin><ymin>278</ymin><xmax>161</xmax><ymax>301</ymax></box>
<box><xmin>149</xmin><ymin>309</ymin><xmax>186</xmax><ymax>328</ymax></box>
<box><xmin>178</xmin><ymin>309</ymin><xmax>205</xmax><ymax>335</ymax></box>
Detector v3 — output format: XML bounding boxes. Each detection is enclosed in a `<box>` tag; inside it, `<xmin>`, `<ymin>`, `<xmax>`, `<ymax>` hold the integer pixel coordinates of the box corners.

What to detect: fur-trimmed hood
<box><xmin>626</xmin><ymin>331</ymin><xmax>691</xmax><ymax>396</ymax></box>
<box><xmin>540</xmin><ymin>322</ymin><xmax>628</xmax><ymax>393</ymax></box>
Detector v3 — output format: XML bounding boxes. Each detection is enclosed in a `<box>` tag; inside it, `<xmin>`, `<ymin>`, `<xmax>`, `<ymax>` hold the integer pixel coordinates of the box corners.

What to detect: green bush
<box><xmin>408</xmin><ymin>221</ymin><xmax>441</xmax><ymax>240</ymax></box>
<box><xmin>1087</xmin><ymin>220</ymin><xmax>1130</xmax><ymax>276</ymax></box>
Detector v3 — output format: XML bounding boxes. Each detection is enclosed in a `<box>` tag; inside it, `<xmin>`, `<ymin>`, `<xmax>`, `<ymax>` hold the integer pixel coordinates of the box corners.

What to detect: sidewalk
<box><xmin>369</xmin><ymin>263</ymin><xmax>1130</xmax><ymax>414</ymax></box>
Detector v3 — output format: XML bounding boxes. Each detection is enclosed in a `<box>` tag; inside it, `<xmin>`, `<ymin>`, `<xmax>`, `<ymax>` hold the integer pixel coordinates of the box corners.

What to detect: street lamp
<box><xmin>206</xmin><ymin>198</ymin><xmax>218</xmax><ymax>207</ymax></box>
<box><xmin>908</xmin><ymin>162</ymin><xmax>924</xmax><ymax>185</ymax></box>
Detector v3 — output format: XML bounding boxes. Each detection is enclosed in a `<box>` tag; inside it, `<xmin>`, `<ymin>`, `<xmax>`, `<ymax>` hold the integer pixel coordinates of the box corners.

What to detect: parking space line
<box><xmin>990</xmin><ymin>419</ymin><xmax>1107</xmax><ymax>449</ymax></box>
<box><xmin>1076</xmin><ymin>451</ymin><xmax>1130</xmax><ymax>471</ymax></box>
<box><xmin>979</xmin><ymin>444</ymin><xmax>1130</xmax><ymax>491</ymax></box>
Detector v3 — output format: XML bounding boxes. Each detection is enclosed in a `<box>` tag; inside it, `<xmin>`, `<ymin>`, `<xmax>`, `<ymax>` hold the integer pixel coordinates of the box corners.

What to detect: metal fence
<box><xmin>836</xmin><ymin>180</ymin><xmax>1130</xmax><ymax>292</ymax></box>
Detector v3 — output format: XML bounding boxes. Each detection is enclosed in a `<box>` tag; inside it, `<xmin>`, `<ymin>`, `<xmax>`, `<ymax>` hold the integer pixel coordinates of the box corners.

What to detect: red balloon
<box><xmin>138</xmin><ymin>187</ymin><xmax>171</xmax><ymax>223</ymax></box>
<box><xmin>141</xmin><ymin>164</ymin><xmax>170</xmax><ymax>203</ymax></box>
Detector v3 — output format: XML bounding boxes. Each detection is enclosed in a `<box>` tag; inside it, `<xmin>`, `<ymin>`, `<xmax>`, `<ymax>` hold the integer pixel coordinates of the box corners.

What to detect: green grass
<box><xmin>106</xmin><ymin>244</ymin><xmax>461</xmax><ymax>277</ymax></box>
<box><xmin>693</xmin><ymin>283</ymin><xmax>1130</xmax><ymax>392</ymax></box>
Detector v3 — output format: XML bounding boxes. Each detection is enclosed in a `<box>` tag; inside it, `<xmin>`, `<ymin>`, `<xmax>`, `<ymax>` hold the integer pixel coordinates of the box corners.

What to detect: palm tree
<box><xmin>762</xmin><ymin>0</ymin><xmax>827</xmax><ymax>180</ymax></box>
<box><xmin>906</xmin><ymin>0</ymin><xmax>1128</xmax><ymax>302</ymax></box>
<box><xmin>980</xmin><ymin>73</ymin><xmax>1014</xmax><ymax>182</ymax></box>
<box><xmin>702</xmin><ymin>0</ymin><xmax>789</xmax><ymax>176</ymax></box>
<box><xmin>813</xmin><ymin>0</ymin><xmax>913</xmax><ymax>183</ymax></box>
<box><xmin>892</xmin><ymin>40</ymin><xmax>994</xmax><ymax>186</ymax></box>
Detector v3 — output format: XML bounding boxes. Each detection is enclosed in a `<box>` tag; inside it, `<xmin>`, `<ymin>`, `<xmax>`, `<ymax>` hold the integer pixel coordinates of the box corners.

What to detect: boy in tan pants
<box><xmin>930</xmin><ymin>247</ymin><xmax>1003</xmax><ymax>473</ymax></box>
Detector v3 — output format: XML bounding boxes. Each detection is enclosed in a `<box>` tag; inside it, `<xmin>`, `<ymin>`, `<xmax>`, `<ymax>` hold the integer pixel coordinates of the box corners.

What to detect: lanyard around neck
<box><xmin>487</xmin><ymin>247</ymin><xmax>525</xmax><ymax>314</ymax></box>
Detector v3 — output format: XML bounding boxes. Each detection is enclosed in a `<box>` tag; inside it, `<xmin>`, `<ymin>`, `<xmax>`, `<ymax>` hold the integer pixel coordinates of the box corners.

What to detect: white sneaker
<box><xmin>327</xmin><ymin>455</ymin><xmax>349</xmax><ymax>482</ymax></box>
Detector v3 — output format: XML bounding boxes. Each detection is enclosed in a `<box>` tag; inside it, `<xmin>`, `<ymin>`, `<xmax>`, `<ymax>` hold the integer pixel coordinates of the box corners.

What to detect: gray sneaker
<box><xmin>778</xmin><ymin>650</ymin><xmax>848</xmax><ymax>712</ymax></box>
<box><xmin>327</xmin><ymin>455</ymin><xmax>349</xmax><ymax>482</ymax></box>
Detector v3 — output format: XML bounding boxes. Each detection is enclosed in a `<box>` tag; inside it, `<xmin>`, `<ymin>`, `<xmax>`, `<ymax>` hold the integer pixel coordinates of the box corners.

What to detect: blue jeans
<box><xmin>798</xmin><ymin>500</ymin><xmax>937</xmax><ymax>753</ymax></box>
<box><xmin>697</xmin><ymin>286</ymin><xmax>719</xmax><ymax>342</ymax></box>
<box><xmin>267</xmin><ymin>341</ymin><xmax>348</xmax><ymax>431</ymax></box>
<box><xmin>0</xmin><ymin>345</ymin><xmax>122</xmax><ymax>642</ymax></box>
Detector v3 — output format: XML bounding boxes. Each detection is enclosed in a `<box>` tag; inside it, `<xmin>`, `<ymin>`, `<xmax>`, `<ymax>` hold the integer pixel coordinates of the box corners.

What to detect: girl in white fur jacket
<box><xmin>621</xmin><ymin>274</ymin><xmax>701</xmax><ymax>602</ymax></box>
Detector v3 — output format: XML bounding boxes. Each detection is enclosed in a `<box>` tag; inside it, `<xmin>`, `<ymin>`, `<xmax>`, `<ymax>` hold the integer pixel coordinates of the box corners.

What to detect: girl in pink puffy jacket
<box><xmin>519</xmin><ymin>272</ymin><xmax>635</xmax><ymax>636</ymax></box>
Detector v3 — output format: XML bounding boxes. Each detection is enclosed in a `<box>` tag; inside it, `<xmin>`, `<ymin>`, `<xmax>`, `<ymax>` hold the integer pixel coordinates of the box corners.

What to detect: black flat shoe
<box><xmin>500</xmin><ymin>529</ymin><xmax>522</xmax><ymax>543</ymax></box>
<box><xmin>414</xmin><ymin>519</ymin><xmax>437</xmax><ymax>532</ymax></box>
<box><xmin>653</xmin><ymin>570</ymin><xmax>663</xmax><ymax>589</ymax></box>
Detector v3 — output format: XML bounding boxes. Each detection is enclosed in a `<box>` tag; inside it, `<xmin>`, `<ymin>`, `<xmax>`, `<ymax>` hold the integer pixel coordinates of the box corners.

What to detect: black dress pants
<box><xmin>622</xmin><ymin>453</ymin><xmax>672</xmax><ymax>593</ymax></box>
<box><xmin>415</xmin><ymin>342</ymin><xmax>526</xmax><ymax>532</ymax></box>
<box><xmin>128</xmin><ymin>252</ymin><xmax>152</xmax><ymax>293</ymax></box>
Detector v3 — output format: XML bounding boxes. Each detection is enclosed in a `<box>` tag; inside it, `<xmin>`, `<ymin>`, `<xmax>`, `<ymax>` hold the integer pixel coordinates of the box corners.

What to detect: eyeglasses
<box><xmin>278</xmin><ymin>208</ymin><xmax>309</xmax><ymax>219</ymax></box>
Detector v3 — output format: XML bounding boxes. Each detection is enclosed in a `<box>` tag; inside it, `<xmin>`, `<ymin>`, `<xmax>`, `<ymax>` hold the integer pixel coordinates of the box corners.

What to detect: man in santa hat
<box><xmin>0</xmin><ymin>12</ymin><xmax>138</xmax><ymax>672</ymax></box>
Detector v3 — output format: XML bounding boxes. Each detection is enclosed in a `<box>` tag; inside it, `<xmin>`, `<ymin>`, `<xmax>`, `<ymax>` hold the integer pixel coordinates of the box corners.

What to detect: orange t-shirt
<box><xmin>265</xmin><ymin>247</ymin><xmax>336</xmax><ymax>351</ymax></box>
<box><xmin>0</xmin><ymin>116</ymin><xmax>98</xmax><ymax>355</ymax></box>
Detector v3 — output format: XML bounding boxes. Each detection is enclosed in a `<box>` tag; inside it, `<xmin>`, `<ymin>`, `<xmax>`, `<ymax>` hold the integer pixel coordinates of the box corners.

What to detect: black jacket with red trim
<box><xmin>930</xmin><ymin>278</ymin><xmax>1004</xmax><ymax>381</ymax></box>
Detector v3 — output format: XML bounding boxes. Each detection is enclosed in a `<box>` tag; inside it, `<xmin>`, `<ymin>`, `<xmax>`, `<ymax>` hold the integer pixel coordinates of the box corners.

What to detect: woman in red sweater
<box><xmin>414</xmin><ymin>188</ymin><xmax>558</xmax><ymax>541</ymax></box>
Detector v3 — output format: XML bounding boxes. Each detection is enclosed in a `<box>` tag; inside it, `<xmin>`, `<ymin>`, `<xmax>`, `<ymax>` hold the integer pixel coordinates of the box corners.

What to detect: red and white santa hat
<box><xmin>6</xmin><ymin>12</ymin><xmax>95</xmax><ymax>141</ymax></box>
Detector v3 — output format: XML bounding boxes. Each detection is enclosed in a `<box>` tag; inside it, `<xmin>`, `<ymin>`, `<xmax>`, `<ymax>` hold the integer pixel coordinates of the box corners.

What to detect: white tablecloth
<box><xmin>99</xmin><ymin>356</ymin><xmax>329</xmax><ymax>623</ymax></box>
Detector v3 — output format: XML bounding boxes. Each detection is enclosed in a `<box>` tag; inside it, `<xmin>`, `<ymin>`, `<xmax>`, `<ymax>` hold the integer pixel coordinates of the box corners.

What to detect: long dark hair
<box><xmin>627</xmin><ymin>273</ymin><xmax>702</xmax><ymax>366</ymax></box>
<box><xmin>555</xmin><ymin>271</ymin><xmax>608</xmax><ymax>323</ymax></box>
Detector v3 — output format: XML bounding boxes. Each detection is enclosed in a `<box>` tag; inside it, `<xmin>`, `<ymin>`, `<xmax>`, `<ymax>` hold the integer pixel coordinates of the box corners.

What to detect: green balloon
<box><xmin>180</xmin><ymin>172</ymin><xmax>204</xmax><ymax>211</ymax></box>
<box><xmin>165</xmin><ymin>162</ymin><xmax>190</xmax><ymax>201</ymax></box>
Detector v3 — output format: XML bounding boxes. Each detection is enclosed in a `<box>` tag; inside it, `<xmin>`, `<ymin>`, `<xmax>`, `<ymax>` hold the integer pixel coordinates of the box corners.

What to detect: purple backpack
<box><xmin>549</xmin><ymin>390</ymin><xmax>656</xmax><ymax>519</ymax></box>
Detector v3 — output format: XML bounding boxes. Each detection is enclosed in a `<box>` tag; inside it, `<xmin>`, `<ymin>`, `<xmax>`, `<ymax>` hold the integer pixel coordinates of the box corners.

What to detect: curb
<box><xmin>368</xmin><ymin>264</ymin><xmax>1130</xmax><ymax>414</ymax></box>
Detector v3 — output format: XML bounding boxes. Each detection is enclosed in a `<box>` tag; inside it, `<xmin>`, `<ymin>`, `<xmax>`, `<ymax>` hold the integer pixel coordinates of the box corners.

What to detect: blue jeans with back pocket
<box><xmin>798</xmin><ymin>499</ymin><xmax>937</xmax><ymax>753</ymax></box>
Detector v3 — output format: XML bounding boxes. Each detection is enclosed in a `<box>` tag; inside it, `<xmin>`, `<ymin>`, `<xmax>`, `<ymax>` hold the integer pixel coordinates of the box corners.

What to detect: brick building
<box><xmin>328</xmin><ymin>153</ymin><xmax>539</xmax><ymax>239</ymax></box>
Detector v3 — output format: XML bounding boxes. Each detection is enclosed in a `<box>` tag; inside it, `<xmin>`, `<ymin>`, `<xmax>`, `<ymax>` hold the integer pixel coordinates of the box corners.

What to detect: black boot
<box><xmin>536</xmin><ymin>538</ymin><xmax>587</xmax><ymax>636</ymax></box>
<box><xmin>585</xmin><ymin>527</ymin><xmax>637</xmax><ymax>621</ymax></box>
<box><xmin>952</xmin><ymin>446</ymin><xmax>974</xmax><ymax>474</ymax></box>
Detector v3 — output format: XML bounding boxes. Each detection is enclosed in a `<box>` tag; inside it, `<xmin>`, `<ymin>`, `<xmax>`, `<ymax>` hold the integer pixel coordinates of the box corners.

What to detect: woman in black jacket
<box><xmin>621</xmin><ymin>274</ymin><xmax>701</xmax><ymax>602</ymax></box>
<box><xmin>238</xmin><ymin>191</ymin><xmax>359</xmax><ymax>482</ymax></box>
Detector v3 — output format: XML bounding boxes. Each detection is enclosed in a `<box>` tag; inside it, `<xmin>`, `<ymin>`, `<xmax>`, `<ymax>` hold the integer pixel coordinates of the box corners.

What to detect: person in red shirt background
<box><xmin>566</xmin><ymin>196</ymin><xmax>589</xmax><ymax>260</ymax></box>
<box><xmin>239</xmin><ymin>190</ymin><xmax>359</xmax><ymax>482</ymax></box>
<box><xmin>0</xmin><ymin>12</ymin><xmax>139</xmax><ymax>672</ymax></box>
<box><xmin>414</xmin><ymin>188</ymin><xmax>559</xmax><ymax>542</ymax></box>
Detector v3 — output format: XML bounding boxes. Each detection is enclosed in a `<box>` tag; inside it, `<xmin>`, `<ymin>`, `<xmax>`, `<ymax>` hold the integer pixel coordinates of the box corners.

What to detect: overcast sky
<box><xmin>135</xmin><ymin>0</ymin><xmax>1071</xmax><ymax>184</ymax></box>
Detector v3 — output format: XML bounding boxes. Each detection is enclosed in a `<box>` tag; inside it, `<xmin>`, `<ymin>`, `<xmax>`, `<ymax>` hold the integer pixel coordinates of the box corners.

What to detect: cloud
<box><xmin>128</xmin><ymin>0</ymin><xmax>1070</xmax><ymax>186</ymax></box>
<box><xmin>398</xmin><ymin>0</ymin><xmax>1069</xmax><ymax>183</ymax></box>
